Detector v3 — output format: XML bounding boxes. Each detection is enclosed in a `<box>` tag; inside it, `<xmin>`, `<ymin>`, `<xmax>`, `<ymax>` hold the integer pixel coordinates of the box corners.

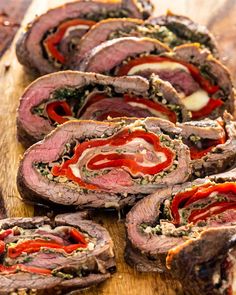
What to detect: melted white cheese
<box><xmin>63</xmin><ymin>25</ymin><xmax>90</xmax><ymax>39</ymax></box>
<box><xmin>127</xmin><ymin>101</ymin><xmax>169</xmax><ymax>120</ymax></box>
<box><xmin>69</xmin><ymin>164</ymin><xmax>81</xmax><ymax>178</ymax></box>
<box><xmin>182</xmin><ymin>89</ymin><xmax>210</xmax><ymax>111</ymax></box>
<box><xmin>127</xmin><ymin>61</ymin><xmax>189</xmax><ymax>75</ymax></box>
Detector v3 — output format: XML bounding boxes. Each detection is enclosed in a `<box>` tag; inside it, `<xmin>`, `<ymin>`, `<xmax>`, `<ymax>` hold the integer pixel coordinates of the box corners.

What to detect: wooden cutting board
<box><xmin>0</xmin><ymin>0</ymin><xmax>236</xmax><ymax>294</ymax></box>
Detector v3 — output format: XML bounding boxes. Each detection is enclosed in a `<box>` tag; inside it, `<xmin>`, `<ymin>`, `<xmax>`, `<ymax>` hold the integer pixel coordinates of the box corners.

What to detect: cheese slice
<box><xmin>126</xmin><ymin>101</ymin><xmax>169</xmax><ymax>120</ymax></box>
<box><xmin>182</xmin><ymin>89</ymin><xmax>210</xmax><ymax>112</ymax></box>
<box><xmin>69</xmin><ymin>164</ymin><xmax>81</xmax><ymax>178</ymax></box>
<box><xmin>127</xmin><ymin>61</ymin><xmax>189</xmax><ymax>75</ymax></box>
<box><xmin>64</xmin><ymin>25</ymin><xmax>90</xmax><ymax>39</ymax></box>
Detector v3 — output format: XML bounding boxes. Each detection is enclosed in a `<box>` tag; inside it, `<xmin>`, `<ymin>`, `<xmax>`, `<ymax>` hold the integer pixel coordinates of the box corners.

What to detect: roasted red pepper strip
<box><xmin>116</xmin><ymin>55</ymin><xmax>222</xmax><ymax>117</ymax></box>
<box><xmin>189</xmin><ymin>135</ymin><xmax>226</xmax><ymax>160</ymax></box>
<box><xmin>116</xmin><ymin>56</ymin><xmax>219</xmax><ymax>94</ymax></box>
<box><xmin>8</xmin><ymin>238</ymin><xmax>87</xmax><ymax>259</ymax></box>
<box><xmin>124</xmin><ymin>95</ymin><xmax>177</xmax><ymax>123</ymax></box>
<box><xmin>0</xmin><ymin>229</ymin><xmax>13</xmax><ymax>240</ymax></box>
<box><xmin>188</xmin><ymin>202</ymin><xmax>236</xmax><ymax>224</ymax></box>
<box><xmin>191</xmin><ymin>98</ymin><xmax>223</xmax><ymax>119</ymax></box>
<box><xmin>87</xmin><ymin>152</ymin><xmax>173</xmax><ymax>175</ymax></box>
<box><xmin>184</xmin><ymin>183</ymin><xmax>236</xmax><ymax>206</ymax></box>
<box><xmin>171</xmin><ymin>183</ymin><xmax>236</xmax><ymax>225</ymax></box>
<box><xmin>171</xmin><ymin>187</ymin><xmax>199</xmax><ymax>225</ymax></box>
<box><xmin>70</xmin><ymin>228</ymin><xmax>87</xmax><ymax>244</ymax></box>
<box><xmin>171</xmin><ymin>184</ymin><xmax>211</xmax><ymax>225</ymax></box>
<box><xmin>79</xmin><ymin>93</ymin><xmax>108</xmax><ymax>116</ymax></box>
<box><xmin>0</xmin><ymin>241</ymin><xmax>5</xmax><ymax>254</ymax></box>
<box><xmin>0</xmin><ymin>264</ymin><xmax>51</xmax><ymax>275</ymax></box>
<box><xmin>46</xmin><ymin>101</ymin><xmax>72</xmax><ymax>124</ymax></box>
<box><xmin>117</xmin><ymin>56</ymin><xmax>174</xmax><ymax>77</ymax></box>
<box><xmin>44</xmin><ymin>19</ymin><xmax>96</xmax><ymax>64</ymax></box>
<box><xmin>52</xmin><ymin>129</ymin><xmax>174</xmax><ymax>187</ymax></box>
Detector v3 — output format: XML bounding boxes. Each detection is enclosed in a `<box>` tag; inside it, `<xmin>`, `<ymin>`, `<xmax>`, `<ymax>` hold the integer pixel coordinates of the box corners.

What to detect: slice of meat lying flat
<box><xmin>17</xmin><ymin>119</ymin><xmax>191</xmax><ymax>209</ymax></box>
<box><xmin>0</xmin><ymin>212</ymin><xmax>115</xmax><ymax>294</ymax></box>
<box><xmin>79</xmin><ymin>38</ymin><xmax>234</xmax><ymax>120</ymax></box>
<box><xmin>125</xmin><ymin>171</ymin><xmax>236</xmax><ymax>295</ymax></box>
<box><xmin>17</xmin><ymin>71</ymin><xmax>189</xmax><ymax>148</ymax></box>
<box><xmin>15</xmin><ymin>0</ymin><xmax>153</xmax><ymax>75</ymax></box>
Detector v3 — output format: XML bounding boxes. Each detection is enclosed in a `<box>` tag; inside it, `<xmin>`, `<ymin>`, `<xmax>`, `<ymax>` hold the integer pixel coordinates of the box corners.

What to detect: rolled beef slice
<box><xmin>16</xmin><ymin>0</ymin><xmax>153</xmax><ymax>75</ymax></box>
<box><xmin>0</xmin><ymin>212</ymin><xmax>115</xmax><ymax>294</ymax></box>
<box><xmin>17</xmin><ymin>119</ymin><xmax>191</xmax><ymax>209</ymax></box>
<box><xmin>17</xmin><ymin>71</ymin><xmax>189</xmax><ymax>148</ymax></box>
<box><xmin>178</xmin><ymin>112</ymin><xmax>236</xmax><ymax>177</ymax></box>
<box><xmin>126</xmin><ymin>175</ymin><xmax>236</xmax><ymax>295</ymax></box>
<box><xmin>71</xmin><ymin>13</ymin><xmax>218</xmax><ymax>65</ymax></box>
<box><xmin>79</xmin><ymin>38</ymin><xmax>234</xmax><ymax>120</ymax></box>
<box><xmin>148</xmin><ymin>12</ymin><xmax>219</xmax><ymax>56</ymax></box>
<box><xmin>108</xmin><ymin>113</ymin><xmax>236</xmax><ymax>177</ymax></box>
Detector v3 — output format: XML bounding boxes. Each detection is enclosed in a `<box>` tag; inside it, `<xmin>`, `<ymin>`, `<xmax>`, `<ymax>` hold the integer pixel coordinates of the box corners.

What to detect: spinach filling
<box><xmin>164</xmin><ymin>22</ymin><xmax>216</xmax><ymax>53</ymax></box>
<box><xmin>108</xmin><ymin>24</ymin><xmax>189</xmax><ymax>48</ymax></box>
<box><xmin>32</xmin><ymin>85</ymin><xmax>118</xmax><ymax>125</ymax></box>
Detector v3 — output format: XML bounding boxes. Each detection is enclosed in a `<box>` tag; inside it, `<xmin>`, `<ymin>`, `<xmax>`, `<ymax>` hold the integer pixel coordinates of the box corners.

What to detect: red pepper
<box><xmin>191</xmin><ymin>98</ymin><xmax>223</xmax><ymax>119</ymax></box>
<box><xmin>70</xmin><ymin>228</ymin><xmax>87</xmax><ymax>244</ymax></box>
<box><xmin>0</xmin><ymin>264</ymin><xmax>51</xmax><ymax>275</ymax></box>
<box><xmin>8</xmin><ymin>238</ymin><xmax>87</xmax><ymax>259</ymax></box>
<box><xmin>189</xmin><ymin>134</ymin><xmax>226</xmax><ymax>160</ymax></box>
<box><xmin>124</xmin><ymin>95</ymin><xmax>177</xmax><ymax>123</ymax></box>
<box><xmin>116</xmin><ymin>55</ymin><xmax>220</xmax><ymax>94</ymax></box>
<box><xmin>188</xmin><ymin>202</ymin><xmax>236</xmax><ymax>224</ymax></box>
<box><xmin>0</xmin><ymin>229</ymin><xmax>13</xmax><ymax>240</ymax></box>
<box><xmin>0</xmin><ymin>241</ymin><xmax>5</xmax><ymax>254</ymax></box>
<box><xmin>52</xmin><ymin>128</ymin><xmax>174</xmax><ymax>187</ymax></box>
<box><xmin>116</xmin><ymin>55</ymin><xmax>223</xmax><ymax>117</ymax></box>
<box><xmin>79</xmin><ymin>93</ymin><xmax>108</xmax><ymax>116</ymax></box>
<box><xmin>116</xmin><ymin>56</ymin><xmax>172</xmax><ymax>77</ymax></box>
<box><xmin>44</xmin><ymin>19</ymin><xmax>96</xmax><ymax>64</ymax></box>
<box><xmin>171</xmin><ymin>187</ymin><xmax>200</xmax><ymax>225</ymax></box>
<box><xmin>87</xmin><ymin>151</ymin><xmax>173</xmax><ymax>175</ymax></box>
<box><xmin>46</xmin><ymin>101</ymin><xmax>72</xmax><ymax>124</ymax></box>
<box><xmin>185</xmin><ymin>182</ymin><xmax>236</xmax><ymax>206</ymax></box>
<box><xmin>171</xmin><ymin>182</ymin><xmax>236</xmax><ymax>225</ymax></box>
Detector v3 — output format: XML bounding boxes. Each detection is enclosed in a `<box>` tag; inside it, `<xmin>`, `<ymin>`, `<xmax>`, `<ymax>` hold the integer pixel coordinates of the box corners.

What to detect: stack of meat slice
<box><xmin>125</xmin><ymin>170</ymin><xmax>236</xmax><ymax>295</ymax></box>
<box><xmin>79</xmin><ymin>39</ymin><xmax>234</xmax><ymax>120</ymax></box>
<box><xmin>0</xmin><ymin>212</ymin><xmax>115</xmax><ymax>294</ymax></box>
<box><xmin>70</xmin><ymin>12</ymin><xmax>218</xmax><ymax>65</ymax></box>
<box><xmin>17</xmin><ymin>72</ymin><xmax>189</xmax><ymax>147</ymax></box>
<box><xmin>16</xmin><ymin>0</ymin><xmax>153</xmax><ymax>75</ymax></box>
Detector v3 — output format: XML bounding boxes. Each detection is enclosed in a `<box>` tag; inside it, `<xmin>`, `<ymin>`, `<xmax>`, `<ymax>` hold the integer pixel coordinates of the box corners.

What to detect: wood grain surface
<box><xmin>0</xmin><ymin>0</ymin><xmax>236</xmax><ymax>294</ymax></box>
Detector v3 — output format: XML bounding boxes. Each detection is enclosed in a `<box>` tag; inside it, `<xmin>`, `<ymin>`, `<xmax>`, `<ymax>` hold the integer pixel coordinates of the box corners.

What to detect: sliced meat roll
<box><xmin>148</xmin><ymin>12</ymin><xmax>218</xmax><ymax>56</ymax></box>
<box><xmin>109</xmin><ymin>113</ymin><xmax>236</xmax><ymax>177</ymax></box>
<box><xmin>126</xmin><ymin>176</ymin><xmax>236</xmax><ymax>295</ymax></box>
<box><xmin>79</xmin><ymin>38</ymin><xmax>234</xmax><ymax>120</ymax></box>
<box><xmin>17</xmin><ymin>119</ymin><xmax>191</xmax><ymax>208</ymax></box>
<box><xmin>71</xmin><ymin>13</ymin><xmax>218</xmax><ymax>65</ymax></box>
<box><xmin>17</xmin><ymin>71</ymin><xmax>189</xmax><ymax>148</ymax></box>
<box><xmin>0</xmin><ymin>212</ymin><xmax>115</xmax><ymax>294</ymax></box>
<box><xmin>178</xmin><ymin>112</ymin><xmax>236</xmax><ymax>177</ymax></box>
<box><xmin>16</xmin><ymin>0</ymin><xmax>153</xmax><ymax>75</ymax></box>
